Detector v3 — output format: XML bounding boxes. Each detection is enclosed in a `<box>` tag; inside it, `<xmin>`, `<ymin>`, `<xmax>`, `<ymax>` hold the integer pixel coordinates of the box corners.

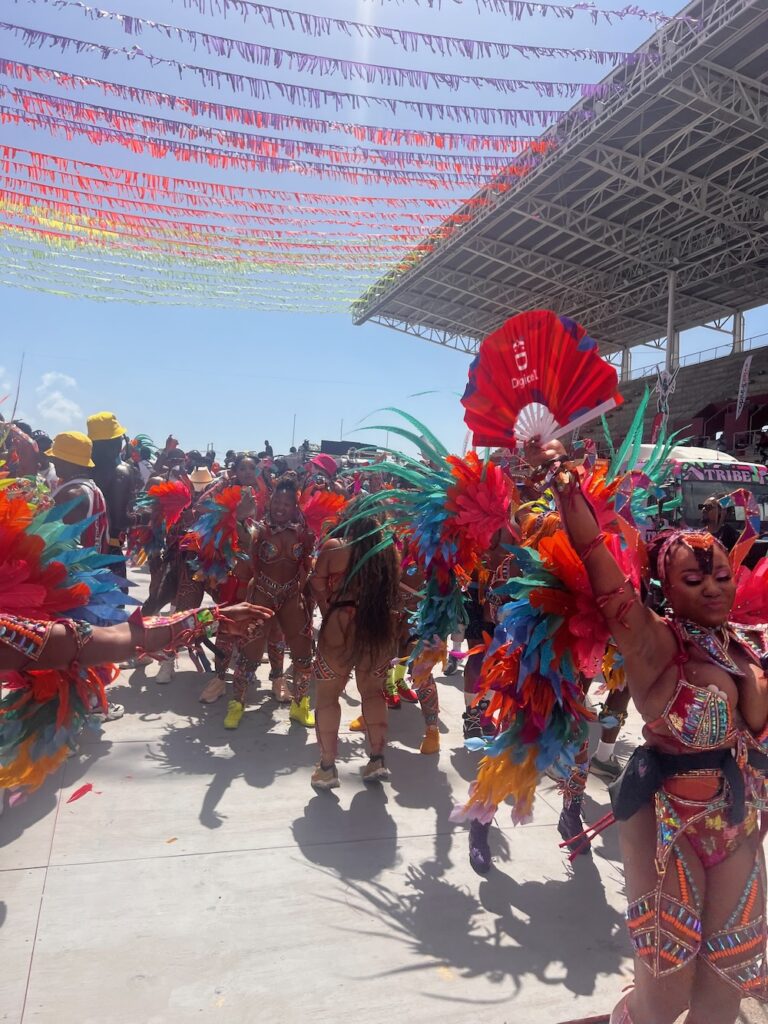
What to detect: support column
<box><xmin>732</xmin><ymin>311</ymin><xmax>745</xmax><ymax>353</ymax></box>
<box><xmin>620</xmin><ymin>347</ymin><xmax>632</xmax><ymax>383</ymax></box>
<box><xmin>665</xmin><ymin>270</ymin><xmax>679</xmax><ymax>371</ymax></box>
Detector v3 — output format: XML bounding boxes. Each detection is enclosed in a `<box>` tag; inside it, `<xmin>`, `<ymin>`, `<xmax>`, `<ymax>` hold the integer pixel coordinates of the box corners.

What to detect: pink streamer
<box><xmin>0</xmin><ymin>60</ymin><xmax>549</xmax><ymax>153</ymax></box>
<box><xmin>2</xmin><ymin>105</ymin><xmax>542</xmax><ymax>187</ymax></box>
<box><xmin>0</xmin><ymin>22</ymin><xmax>584</xmax><ymax>127</ymax></box>
<box><xmin>2</xmin><ymin>85</ymin><xmax>556</xmax><ymax>174</ymax></box>
<box><xmin>48</xmin><ymin>0</ymin><xmax>663</xmax><ymax>67</ymax></box>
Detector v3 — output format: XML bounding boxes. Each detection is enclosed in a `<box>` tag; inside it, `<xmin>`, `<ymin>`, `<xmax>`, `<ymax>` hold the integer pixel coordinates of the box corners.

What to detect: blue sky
<box><xmin>1</xmin><ymin>0</ymin><xmax>765</xmax><ymax>456</ymax></box>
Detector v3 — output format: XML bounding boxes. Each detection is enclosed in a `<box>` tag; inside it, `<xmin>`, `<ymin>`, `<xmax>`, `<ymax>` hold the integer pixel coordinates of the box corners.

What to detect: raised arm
<box><xmin>525</xmin><ymin>439</ymin><xmax>676</xmax><ymax>697</ymax></box>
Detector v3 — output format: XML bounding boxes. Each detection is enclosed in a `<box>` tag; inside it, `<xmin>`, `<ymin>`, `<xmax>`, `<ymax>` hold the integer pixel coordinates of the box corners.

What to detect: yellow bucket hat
<box><xmin>87</xmin><ymin>410</ymin><xmax>126</xmax><ymax>442</ymax></box>
<box><xmin>46</xmin><ymin>431</ymin><xmax>95</xmax><ymax>468</ymax></box>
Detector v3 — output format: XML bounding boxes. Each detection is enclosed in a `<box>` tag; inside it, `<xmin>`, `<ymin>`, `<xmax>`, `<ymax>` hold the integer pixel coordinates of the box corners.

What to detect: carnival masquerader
<box><xmin>0</xmin><ymin>467</ymin><xmax>273</xmax><ymax>791</ymax></box>
<box><xmin>87</xmin><ymin>412</ymin><xmax>135</xmax><ymax>579</ymax></box>
<box><xmin>309</xmin><ymin>502</ymin><xmax>401</xmax><ymax>789</ymax></box>
<box><xmin>348</xmin><ymin>554</ymin><xmax>441</xmax><ymax>757</ymax></box>
<box><xmin>462</xmin><ymin>523</ymin><xmax>517</xmax><ymax>743</ymax></box>
<box><xmin>224</xmin><ymin>475</ymin><xmax>315</xmax><ymax>730</ymax></box>
<box><xmin>48</xmin><ymin>432</ymin><xmax>110</xmax><ymax>555</ymax></box>
<box><xmin>527</xmin><ymin>439</ymin><xmax>768</xmax><ymax>1024</ymax></box>
<box><xmin>152</xmin><ymin>453</ymin><xmax>262</xmax><ymax>684</ymax></box>
<box><xmin>590</xmin><ymin>643</ymin><xmax>633</xmax><ymax>782</ymax></box>
<box><xmin>188</xmin><ymin>485</ymin><xmax>260</xmax><ymax>705</ymax></box>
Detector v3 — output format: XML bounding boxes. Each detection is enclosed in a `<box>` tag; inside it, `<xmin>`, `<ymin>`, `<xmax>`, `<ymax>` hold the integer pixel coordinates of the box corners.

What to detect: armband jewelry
<box><xmin>0</xmin><ymin>613</ymin><xmax>53</xmax><ymax>661</ymax></box>
<box><xmin>595</xmin><ymin>577</ymin><xmax>636</xmax><ymax>628</ymax></box>
<box><xmin>129</xmin><ymin>606</ymin><xmax>220</xmax><ymax>662</ymax></box>
<box><xmin>57</xmin><ymin>618</ymin><xmax>94</xmax><ymax>671</ymax></box>
<box><xmin>576</xmin><ymin>532</ymin><xmax>606</xmax><ymax>562</ymax></box>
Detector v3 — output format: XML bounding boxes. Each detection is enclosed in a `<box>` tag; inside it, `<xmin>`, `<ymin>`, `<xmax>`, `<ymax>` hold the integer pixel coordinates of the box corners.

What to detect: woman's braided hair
<box><xmin>335</xmin><ymin>502</ymin><xmax>400</xmax><ymax>663</ymax></box>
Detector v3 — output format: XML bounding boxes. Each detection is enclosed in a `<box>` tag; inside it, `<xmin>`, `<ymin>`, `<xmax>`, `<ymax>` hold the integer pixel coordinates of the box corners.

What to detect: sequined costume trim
<box><xmin>0</xmin><ymin>613</ymin><xmax>53</xmax><ymax>661</ymax></box>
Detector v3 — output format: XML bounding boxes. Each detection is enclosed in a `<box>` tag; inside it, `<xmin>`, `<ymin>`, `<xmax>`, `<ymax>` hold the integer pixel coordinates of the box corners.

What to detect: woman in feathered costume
<box><xmin>334</xmin><ymin>412</ymin><xmax>516</xmax><ymax>761</ymax></box>
<box><xmin>0</xmin><ymin>467</ymin><xmax>273</xmax><ymax>793</ymax></box>
<box><xmin>518</xmin><ymin>438</ymin><xmax>768</xmax><ymax>1024</ymax></box>
<box><xmin>222</xmin><ymin>475</ymin><xmax>316</xmax><ymax>731</ymax></box>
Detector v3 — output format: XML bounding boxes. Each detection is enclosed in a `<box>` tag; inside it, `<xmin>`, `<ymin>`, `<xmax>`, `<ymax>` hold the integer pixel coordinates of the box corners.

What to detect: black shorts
<box><xmin>464</xmin><ymin>589</ymin><xmax>486</xmax><ymax>643</ymax></box>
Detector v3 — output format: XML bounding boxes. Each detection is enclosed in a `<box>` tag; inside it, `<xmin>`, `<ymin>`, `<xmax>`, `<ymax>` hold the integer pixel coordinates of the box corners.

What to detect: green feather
<box><xmin>600</xmin><ymin>415</ymin><xmax>616</xmax><ymax>459</ymax></box>
<box><xmin>379</xmin><ymin>407</ymin><xmax>450</xmax><ymax>459</ymax></box>
<box><xmin>609</xmin><ymin>387</ymin><xmax>650</xmax><ymax>479</ymax></box>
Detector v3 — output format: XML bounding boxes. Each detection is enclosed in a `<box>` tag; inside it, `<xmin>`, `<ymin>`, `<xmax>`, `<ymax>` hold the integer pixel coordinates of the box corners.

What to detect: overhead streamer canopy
<box><xmin>353</xmin><ymin>0</ymin><xmax>768</xmax><ymax>357</ymax></box>
<box><xmin>0</xmin><ymin>0</ymin><xmax>708</xmax><ymax>311</ymax></box>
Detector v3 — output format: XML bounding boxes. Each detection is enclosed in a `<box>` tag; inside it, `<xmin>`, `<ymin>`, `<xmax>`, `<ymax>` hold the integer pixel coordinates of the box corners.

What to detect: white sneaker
<box><xmin>91</xmin><ymin>702</ymin><xmax>125</xmax><ymax>723</ymax></box>
<box><xmin>155</xmin><ymin>660</ymin><xmax>175</xmax><ymax>684</ymax></box>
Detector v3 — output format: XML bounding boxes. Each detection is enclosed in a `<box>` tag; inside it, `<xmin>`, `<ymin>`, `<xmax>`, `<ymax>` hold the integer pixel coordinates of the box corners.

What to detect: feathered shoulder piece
<box><xmin>128</xmin><ymin>479</ymin><xmax>192</xmax><ymax>563</ymax></box>
<box><xmin>454</xmin><ymin>395</ymin><xmax>675</xmax><ymax>828</ymax></box>
<box><xmin>183</xmin><ymin>484</ymin><xmax>250</xmax><ymax>586</ymax></box>
<box><xmin>300</xmin><ymin>489</ymin><xmax>347</xmax><ymax>542</ymax></box>
<box><xmin>0</xmin><ymin>472</ymin><xmax>131</xmax><ymax>792</ymax></box>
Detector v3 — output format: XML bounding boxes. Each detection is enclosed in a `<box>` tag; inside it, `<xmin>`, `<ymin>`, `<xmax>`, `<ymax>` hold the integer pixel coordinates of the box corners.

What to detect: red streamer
<box><xmin>0</xmin><ymin>106</ymin><xmax>520</xmax><ymax>188</ymax></box>
<box><xmin>0</xmin><ymin>186</ymin><xmax>454</xmax><ymax>244</ymax></box>
<box><xmin>0</xmin><ymin>146</ymin><xmax>511</xmax><ymax>208</ymax></box>
<box><xmin>2</xmin><ymin>85</ymin><xmax>554</xmax><ymax>175</ymax></box>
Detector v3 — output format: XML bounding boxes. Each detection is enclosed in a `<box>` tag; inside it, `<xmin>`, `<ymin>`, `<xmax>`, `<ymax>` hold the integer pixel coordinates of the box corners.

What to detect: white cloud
<box><xmin>37</xmin><ymin>390</ymin><xmax>83</xmax><ymax>426</ymax></box>
<box><xmin>36</xmin><ymin>371</ymin><xmax>82</xmax><ymax>427</ymax></box>
<box><xmin>37</xmin><ymin>371</ymin><xmax>77</xmax><ymax>393</ymax></box>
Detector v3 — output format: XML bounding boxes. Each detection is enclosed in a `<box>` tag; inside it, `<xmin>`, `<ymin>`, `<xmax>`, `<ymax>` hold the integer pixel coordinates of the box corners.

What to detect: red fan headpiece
<box><xmin>461</xmin><ymin>310</ymin><xmax>623</xmax><ymax>448</ymax></box>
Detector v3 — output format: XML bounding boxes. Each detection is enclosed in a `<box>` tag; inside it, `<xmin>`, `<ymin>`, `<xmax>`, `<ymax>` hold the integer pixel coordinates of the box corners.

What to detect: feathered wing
<box><xmin>300</xmin><ymin>489</ymin><xmax>347</xmax><ymax>541</ymax></box>
<box><xmin>182</xmin><ymin>485</ymin><xmax>246</xmax><ymax>587</ymax></box>
<box><xmin>349</xmin><ymin>413</ymin><xmax>515</xmax><ymax>655</ymax></box>
<box><xmin>454</xmin><ymin>481</ymin><xmax>642</xmax><ymax>825</ymax></box>
<box><xmin>0</xmin><ymin>481</ymin><xmax>133</xmax><ymax>791</ymax></box>
<box><xmin>128</xmin><ymin>480</ymin><xmax>192</xmax><ymax>564</ymax></box>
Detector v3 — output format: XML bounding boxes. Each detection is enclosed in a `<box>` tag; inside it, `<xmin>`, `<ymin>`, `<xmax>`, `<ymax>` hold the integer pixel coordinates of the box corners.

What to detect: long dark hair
<box><xmin>335</xmin><ymin>504</ymin><xmax>400</xmax><ymax>662</ymax></box>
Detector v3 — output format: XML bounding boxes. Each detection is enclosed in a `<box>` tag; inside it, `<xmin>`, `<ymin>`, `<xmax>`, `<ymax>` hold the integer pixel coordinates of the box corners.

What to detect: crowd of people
<box><xmin>1</xmin><ymin>401</ymin><xmax>767</xmax><ymax>1024</ymax></box>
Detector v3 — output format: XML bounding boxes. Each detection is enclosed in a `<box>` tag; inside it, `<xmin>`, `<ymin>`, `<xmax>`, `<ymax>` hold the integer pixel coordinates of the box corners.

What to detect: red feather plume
<box><xmin>300</xmin><ymin>490</ymin><xmax>347</xmax><ymax>540</ymax></box>
<box><xmin>147</xmin><ymin>480</ymin><xmax>193</xmax><ymax>530</ymax></box>
<box><xmin>462</xmin><ymin>309</ymin><xmax>623</xmax><ymax>448</ymax></box>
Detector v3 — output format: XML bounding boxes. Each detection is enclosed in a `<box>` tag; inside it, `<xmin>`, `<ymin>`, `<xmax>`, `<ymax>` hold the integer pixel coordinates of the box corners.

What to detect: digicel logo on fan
<box><xmin>510</xmin><ymin>337</ymin><xmax>538</xmax><ymax>388</ymax></box>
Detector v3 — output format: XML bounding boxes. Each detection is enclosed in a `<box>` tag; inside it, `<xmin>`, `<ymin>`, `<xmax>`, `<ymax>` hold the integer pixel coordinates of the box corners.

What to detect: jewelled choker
<box><xmin>675</xmin><ymin>618</ymin><xmax>768</xmax><ymax>675</ymax></box>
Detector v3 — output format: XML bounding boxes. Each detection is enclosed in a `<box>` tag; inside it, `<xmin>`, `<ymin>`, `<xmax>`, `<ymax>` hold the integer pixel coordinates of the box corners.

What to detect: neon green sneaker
<box><xmin>223</xmin><ymin>699</ymin><xmax>245</xmax><ymax>730</ymax></box>
<box><xmin>289</xmin><ymin>696</ymin><xmax>315</xmax><ymax>728</ymax></box>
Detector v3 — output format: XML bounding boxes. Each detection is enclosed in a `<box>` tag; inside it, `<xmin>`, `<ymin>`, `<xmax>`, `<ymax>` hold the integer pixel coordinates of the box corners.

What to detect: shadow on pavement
<box><xmin>291</xmin><ymin>786</ymin><xmax>399</xmax><ymax>881</ymax></box>
<box><xmin>329</xmin><ymin>856</ymin><xmax>627</xmax><ymax>997</ymax></box>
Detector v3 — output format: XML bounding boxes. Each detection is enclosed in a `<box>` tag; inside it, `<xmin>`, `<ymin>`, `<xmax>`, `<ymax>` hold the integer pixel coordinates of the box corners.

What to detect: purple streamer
<box><xmin>29</xmin><ymin>0</ymin><xmax>659</xmax><ymax>78</ymax></box>
<box><xmin>1</xmin><ymin>83</ymin><xmax>549</xmax><ymax>173</ymax></box>
<box><xmin>153</xmin><ymin>0</ymin><xmax>680</xmax><ymax>62</ymax></box>
<box><xmin>0</xmin><ymin>23</ymin><xmax>592</xmax><ymax>127</ymax></box>
<box><xmin>2</xmin><ymin>104</ymin><xmax>550</xmax><ymax>188</ymax></box>
<box><xmin>357</xmin><ymin>0</ymin><xmax>701</xmax><ymax>28</ymax></box>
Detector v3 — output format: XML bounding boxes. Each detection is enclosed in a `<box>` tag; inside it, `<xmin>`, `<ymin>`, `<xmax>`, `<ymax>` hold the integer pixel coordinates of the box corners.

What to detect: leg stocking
<box><xmin>232</xmin><ymin>656</ymin><xmax>259</xmax><ymax>706</ymax></box>
<box><xmin>415</xmin><ymin>674</ymin><xmax>439</xmax><ymax>726</ymax></box>
<box><xmin>267</xmin><ymin>627</ymin><xmax>285</xmax><ymax>677</ymax></box>
<box><xmin>216</xmin><ymin>637</ymin><xmax>235</xmax><ymax>680</ymax></box>
<box><xmin>702</xmin><ymin>856</ymin><xmax>766</xmax><ymax>999</ymax></box>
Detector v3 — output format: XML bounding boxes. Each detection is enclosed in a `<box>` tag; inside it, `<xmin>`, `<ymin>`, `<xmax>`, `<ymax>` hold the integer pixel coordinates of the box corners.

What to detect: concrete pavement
<box><xmin>1</xmin><ymin>569</ymin><xmax>766</xmax><ymax>1023</ymax></box>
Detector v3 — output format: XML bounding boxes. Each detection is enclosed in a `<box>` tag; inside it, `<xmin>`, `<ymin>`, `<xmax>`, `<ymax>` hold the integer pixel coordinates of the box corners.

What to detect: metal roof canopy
<box><xmin>352</xmin><ymin>0</ymin><xmax>768</xmax><ymax>363</ymax></box>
